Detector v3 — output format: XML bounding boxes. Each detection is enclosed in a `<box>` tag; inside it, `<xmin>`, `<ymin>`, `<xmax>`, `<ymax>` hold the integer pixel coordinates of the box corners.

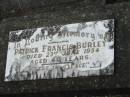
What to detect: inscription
<box><xmin>5</xmin><ymin>19</ymin><xmax>114</xmax><ymax>81</ymax></box>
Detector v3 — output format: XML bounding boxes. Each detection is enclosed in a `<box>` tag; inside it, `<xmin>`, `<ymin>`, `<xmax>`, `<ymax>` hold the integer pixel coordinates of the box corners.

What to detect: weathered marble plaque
<box><xmin>5</xmin><ymin>19</ymin><xmax>114</xmax><ymax>81</ymax></box>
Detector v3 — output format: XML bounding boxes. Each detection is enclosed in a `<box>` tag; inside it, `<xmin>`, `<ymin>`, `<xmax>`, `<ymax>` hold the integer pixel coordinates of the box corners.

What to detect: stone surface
<box><xmin>0</xmin><ymin>0</ymin><xmax>130</xmax><ymax>96</ymax></box>
<box><xmin>0</xmin><ymin>0</ymin><xmax>105</xmax><ymax>20</ymax></box>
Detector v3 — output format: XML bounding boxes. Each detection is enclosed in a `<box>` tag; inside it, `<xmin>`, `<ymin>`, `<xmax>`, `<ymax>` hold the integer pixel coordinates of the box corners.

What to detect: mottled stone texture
<box><xmin>0</xmin><ymin>0</ymin><xmax>130</xmax><ymax>96</ymax></box>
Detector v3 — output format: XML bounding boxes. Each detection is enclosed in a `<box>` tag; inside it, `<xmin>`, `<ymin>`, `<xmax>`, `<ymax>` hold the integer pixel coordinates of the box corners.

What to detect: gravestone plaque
<box><xmin>5</xmin><ymin>19</ymin><xmax>114</xmax><ymax>81</ymax></box>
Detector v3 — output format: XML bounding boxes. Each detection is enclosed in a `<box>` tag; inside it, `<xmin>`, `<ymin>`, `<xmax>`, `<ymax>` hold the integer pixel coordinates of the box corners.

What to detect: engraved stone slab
<box><xmin>5</xmin><ymin>19</ymin><xmax>114</xmax><ymax>81</ymax></box>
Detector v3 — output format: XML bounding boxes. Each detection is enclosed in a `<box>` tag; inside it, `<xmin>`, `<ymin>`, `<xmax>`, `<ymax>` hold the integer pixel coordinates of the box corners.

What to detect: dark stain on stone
<box><xmin>9</xmin><ymin>28</ymin><xmax>36</xmax><ymax>42</ymax></box>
